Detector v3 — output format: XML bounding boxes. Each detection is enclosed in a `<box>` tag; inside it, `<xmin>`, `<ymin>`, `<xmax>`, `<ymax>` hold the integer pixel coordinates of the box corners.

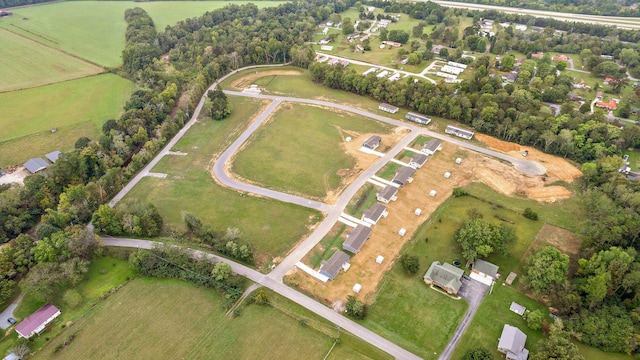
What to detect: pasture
<box><xmin>0</xmin><ymin>74</ymin><xmax>135</xmax><ymax>167</ymax></box>
<box><xmin>231</xmin><ymin>103</ymin><xmax>393</xmax><ymax>200</ymax></box>
<box><xmin>124</xmin><ymin>97</ymin><xmax>321</xmax><ymax>266</ymax></box>
<box><xmin>0</xmin><ymin>29</ymin><xmax>102</xmax><ymax>92</ymax></box>
<box><xmin>0</xmin><ymin>1</ymin><xmax>284</xmax><ymax>67</ymax></box>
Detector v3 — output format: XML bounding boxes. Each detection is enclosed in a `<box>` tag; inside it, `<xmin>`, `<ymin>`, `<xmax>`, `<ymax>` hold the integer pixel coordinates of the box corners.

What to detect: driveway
<box><xmin>438</xmin><ymin>278</ymin><xmax>489</xmax><ymax>360</ymax></box>
<box><xmin>0</xmin><ymin>293</ymin><xmax>24</xmax><ymax>330</ymax></box>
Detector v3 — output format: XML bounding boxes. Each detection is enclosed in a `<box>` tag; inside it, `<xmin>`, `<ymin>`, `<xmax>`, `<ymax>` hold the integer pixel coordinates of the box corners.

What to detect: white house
<box><xmin>498</xmin><ymin>325</ymin><xmax>529</xmax><ymax>360</ymax></box>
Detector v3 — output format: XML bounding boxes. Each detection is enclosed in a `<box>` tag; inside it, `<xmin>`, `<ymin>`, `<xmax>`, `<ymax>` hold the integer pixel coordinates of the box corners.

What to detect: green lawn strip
<box><xmin>231</xmin><ymin>103</ymin><xmax>393</xmax><ymax>199</ymax></box>
<box><xmin>125</xmin><ymin>97</ymin><xmax>320</xmax><ymax>264</ymax></box>
<box><xmin>624</xmin><ymin>148</ymin><xmax>640</xmax><ymax>171</ymax></box>
<box><xmin>0</xmin><ymin>29</ymin><xmax>103</xmax><ymax>92</ymax></box>
<box><xmin>576</xmin><ymin>342</ymin><xmax>635</xmax><ymax>360</ymax></box>
<box><xmin>376</xmin><ymin>162</ymin><xmax>402</xmax><ymax>180</ymax></box>
<box><xmin>412</xmin><ymin>135</ymin><xmax>433</xmax><ymax>147</ymax></box>
<box><xmin>450</xmin><ymin>284</ymin><xmax>548</xmax><ymax>359</ymax></box>
<box><xmin>395</xmin><ymin>149</ymin><xmax>415</xmax><ymax>161</ymax></box>
<box><xmin>0</xmin><ymin>73</ymin><xmax>134</xmax><ymax>144</ymax></box>
<box><xmin>309</xmin><ymin>224</ymin><xmax>347</xmax><ymax>268</ymax></box>
<box><xmin>345</xmin><ymin>184</ymin><xmax>379</xmax><ymax>218</ymax></box>
<box><xmin>0</xmin><ymin>1</ymin><xmax>283</xmax><ymax>67</ymax></box>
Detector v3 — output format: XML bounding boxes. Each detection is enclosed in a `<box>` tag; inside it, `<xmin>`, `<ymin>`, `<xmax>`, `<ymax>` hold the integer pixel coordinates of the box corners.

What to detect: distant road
<box><xmin>430</xmin><ymin>0</ymin><xmax>640</xmax><ymax>30</ymax></box>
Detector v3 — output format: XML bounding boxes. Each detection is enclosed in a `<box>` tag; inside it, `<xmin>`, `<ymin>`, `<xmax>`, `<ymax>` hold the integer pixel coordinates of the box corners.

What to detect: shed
<box><xmin>429</xmin><ymin>190</ymin><xmax>436</xmax><ymax>197</ymax></box>
<box><xmin>318</xmin><ymin>251</ymin><xmax>350</xmax><ymax>280</ymax></box>
<box><xmin>505</xmin><ymin>272</ymin><xmax>518</xmax><ymax>285</ymax></box>
<box><xmin>423</xmin><ymin>261</ymin><xmax>464</xmax><ymax>294</ymax></box>
<box><xmin>343</xmin><ymin>225</ymin><xmax>372</xmax><ymax>254</ymax></box>
<box><xmin>414</xmin><ymin>208</ymin><xmax>422</xmax><ymax>216</ymax></box>
<box><xmin>362</xmin><ymin>203</ymin><xmax>388</xmax><ymax>225</ymax></box>
<box><xmin>379</xmin><ymin>103</ymin><xmax>399</xmax><ymax>114</ymax></box>
<box><xmin>376</xmin><ymin>185</ymin><xmax>398</xmax><ymax>204</ymax></box>
<box><xmin>45</xmin><ymin>150</ymin><xmax>61</xmax><ymax>163</ymax></box>
<box><xmin>363</xmin><ymin>135</ymin><xmax>382</xmax><ymax>150</ymax></box>
<box><xmin>421</xmin><ymin>139</ymin><xmax>442</xmax><ymax>155</ymax></box>
<box><xmin>510</xmin><ymin>302</ymin><xmax>526</xmax><ymax>316</ymax></box>
<box><xmin>409</xmin><ymin>153</ymin><xmax>428</xmax><ymax>168</ymax></box>
<box><xmin>444</xmin><ymin>172</ymin><xmax>451</xmax><ymax>178</ymax></box>
<box><xmin>15</xmin><ymin>304</ymin><xmax>61</xmax><ymax>339</ymax></box>
<box><xmin>497</xmin><ymin>324</ymin><xmax>529</xmax><ymax>360</ymax></box>
<box><xmin>23</xmin><ymin>158</ymin><xmax>49</xmax><ymax>174</ymax></box>
<box><xmin>376</xmin><ymin>255</ymin><xmax>384</xmax><ymax>264</ymax></box>
<box><xmin>399</xmin><ymin>228</ymin><xmax>406</xmax><ymax>236</ymax></box>
<box><xmin>455</xmin><ymin>158</ymin><xmax>462</xmax><ymax>164</ymax></box>
<box><xmin>392</xmin><ymin>166</ymin><xmax>416</xmax><ymax>186</ymax></box>
<box><xmin>352</xmin><ymin>283</ymin><xmax>362</xmax><ymax>293</ymax></box>
<box><xmin>3</xmin><ymin>353</ymin><xmax>19</xmax><ymax>360</ymax></box>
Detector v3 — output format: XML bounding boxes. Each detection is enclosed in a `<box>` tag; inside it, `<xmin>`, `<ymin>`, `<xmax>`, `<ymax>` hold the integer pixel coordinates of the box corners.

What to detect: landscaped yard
<box><xmin>0</xmin><ymin>29</ymin><xmax>103</xmax><ymax>92</ymax></box>
<box><xmin>124</xmin><ymin>97</ymin><xmax>321</xmax><ymax>266</ymax></box>
<box><xmin>0</xmin><ymin>74</ymin><xmax>135</xmax><ymax>167</ymax></box>
<box><xmin>232</xmin><ymin>103</ymin><xmax>393</xmax><ymax>199</ymax></box>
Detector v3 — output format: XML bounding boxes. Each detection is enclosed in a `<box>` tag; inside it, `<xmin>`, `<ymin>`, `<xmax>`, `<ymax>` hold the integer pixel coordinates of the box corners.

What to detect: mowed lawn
<box><xmin>0</xmin><ymin>29</ymin><xmax>103</xmax><ymax>92</ymax></box>
<box><xmin>0</xmin><ymin>1</ymin><xmax>284</xmax><ymax>67</ymax></box>
<box><xmin>125</xmin><ymin>97</ymin><xmax>320</xmax><ymax>265</ymax></box>
<box><xmin>232</xmin><ymin>103</ymin><xmax>393</xmax><ymax>199</ymax></box>
<box><xmin>0</xmin><ymin>74</ymin><xmax>134</xmax><ymax>167</ymax></box>
<box><xmin>33</xmin><ymin>278</ymin><xmax>342</xmax><ymax>360</ymax></box>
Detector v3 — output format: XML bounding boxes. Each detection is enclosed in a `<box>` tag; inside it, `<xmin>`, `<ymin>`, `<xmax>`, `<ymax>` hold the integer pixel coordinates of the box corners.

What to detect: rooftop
<box><xmin>363</xmin><ymin>203</ymin><xmax>387</xmax><ymax>221</ymax></box>
<box><xmin>473</xmin><ymin>259</ymin><xmax>499</xmax><ymax>278</ymax></box>
<box><xmin>319</xmin><ymin>251</ymin><xmax>350</xmax><ymax>279</ymax></box>
<box><xmin>343</xmin><ymin>225</ymin><xmax>372</xmax><ymax>253</ymax></box>
<box><xmin>24</xmin><ymin>158</ymin><xmax>49</xmax><ymax>174</ymax></box>
<box><xmin>15</xmin><ymin>304</ymin><xmax>60</xmax><ymax>338</ymax></box>
<box><xmin>377</xmin><ymin>185</ymin><xmax>398</xmax><ymax>200</ymax></box>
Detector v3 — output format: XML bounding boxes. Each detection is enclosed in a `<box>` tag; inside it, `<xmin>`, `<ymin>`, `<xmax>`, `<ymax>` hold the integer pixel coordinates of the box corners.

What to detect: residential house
<box><xmin>409</xmin><ymin>153</ymin><xmax>428</xmax><ymax>168</ymax></box>
<box><xmin>497</xmin><ymin>324</ymin><xmax>529</xmax><ymax>360</ymax></box>
<box><xmin>322</xmin><ymin>27</ymin><xmax>329</xmax><ymax>35</ymax></box>
<box><xmin>318</xmin><ymin>38</ymin><xmax>331</xmax><ymax>45</ymax></box>
<box><xmin>347</xmin><ymin>33</ymin><xmax>360</xmax><ymax>41</ymax></box>
<box><xmin>376</xmin><ymin>185</ymin><xmax>398</xmax><ymax>204</ymax></box>
<box><xmin>421</xmin><ymin>139</ymin><xmax>442</xmax><ymax>155</ymax></box>
<box><xmin>327</xmin><ymin>58</ymin><xmax>339</xmax><ymax>66</ymax></box>
<box><xmin>531</xmin><ymin>52</ymin><xmax>544</xmax><ymax>59</ymax></box>
<box><xmin>355</xmin><ymin>44</ymin><xmax>364</xmax><ymax>53</ymax></box>
<box><xmin>343</xmin><ymin>225</ymin><xmax>372</xmax><ymax>254</ymax></box>
<box><xmin>406</xmin><ymin>112</ymin><xmax>431</xmax><ymax>125</ymax></box>
<box><xmin>445</xmin><ymin>125</ymin><xmax>474</xmax><ymax>139</ymax></box>
<box><xmin>601</xmin><ymin>54</ymin><xmax>614</xmax><ymax>60</ymax></box>
<box><xmin>363</xmin><ymin>135</ymin><xmax>382</xmax><ymax>150</ymax></box>
<box><xmin>383</xmin><ymin>41</ymin><xmax>401</xmax><ymax>47</ymax></box>
<box><xmin>340</xmin><ymin>60</ymin><xmax>349</xmax><ymax>67</ymax></box>
<box><xmin>502</xmin><ymin>73</ymin><xmax>517</xmax><ymax>83</ymax></box>
<box><xmin>423</xmin><ymin>261</ymin><xmax>464</xmax><ymax>295</ymax></box>
<box><xmin>318</xmin><ymin>251</ymin><xmax>350</xmax><ymax>280</ymax></box>
<box><xmin>596</xmin><ymin>91</ymin><xmax>604</xmax><ymax>100</ymax></box>
<box><xmin>379</xmin><ymin>103</ymin><xmax>399</xmax><ymax>114</ymax></box>
<box><xmin>392</xmin><ymin>166</ymin><xmax>416</xmax><ymax>186</ymax></box>
<box><xmin>362</xmin><ymin>203</ymin><xmax>388</xmax><ymax>225</ymax></box>
<box><xmin>15</xmin><ymin>304</ymin><xmax>61</xmax><ymax>339</ymax></box>
<box><xmin>470</xmin><ymin>259</ymin><xmax>499</xmax><ymax>286</ymax></box>
<box><xmin>552</xmin><ymin>54</ymin><xmax>570</xmax><ymax>62</ymax></box>
<box><xmin>23</xmin><ymin>158</ymin><xmax>49</xmax><ymax>174</ymax></box>
<box><xmin>514</xmin><ymin>24</ymin><xmax>527</xmax><ymax>31</ymax></box>
<box><xmin>388</xmin><ymin>73</ymin><xmax>401</xmax><ymax>82</ymax></box>
<box><xmin>447</xmin><ymin>61</ymin><xmax>467</xmax><ymax>69</ymax></box>
<box><xmin>376</xmin><ymin>70</ymin><xmax>390</xmax><ymax>79</ymax></box>
<box><xmin>362</xmin><ymin>67</ymin><xmax>378</xmax><ymax>76</ymax></box>
<box><xmin>596</xmin><ymin>99</ymin><xmax>617</xmax><ymax>110</ymax></box>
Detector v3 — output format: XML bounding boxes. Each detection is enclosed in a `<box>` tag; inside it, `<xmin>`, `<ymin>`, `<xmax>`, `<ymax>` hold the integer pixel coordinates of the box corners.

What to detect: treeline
<box><xmin>308</xmin><ymin>60</ymin><xmax>639</xmax><ymax>162</ymax></box>
<box><xmin>0</xmin><ymin>0</ymin><xmax>52</xmax><ymax>9</ymax></box>
<box><xmin>434</xmin><ymin>0</ymin><xmax>640</xmax><ymax>17</ymax></box>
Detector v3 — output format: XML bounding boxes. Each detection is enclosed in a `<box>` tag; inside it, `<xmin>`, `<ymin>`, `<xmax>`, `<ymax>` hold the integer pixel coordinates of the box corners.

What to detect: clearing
<box><xmin>231</xmin><ymin>103</ymin><xmax>396</xmax><ymax>201</ymax></box>
<box><xmin>0</xmin><ymin>74</ymin><xmax>135</xmax><ymax>167</ymax></box>
<box><xmin>523</xmin><ymin>223</ymin><xmax>582</xmax><ymax>275</ymax></box>
<box><xmin>0</xmin><ymin>1</ymin><xmax>284</xmax><ymax>67</ymax></box>
<box><xmin>124</xmin><ymin>97</ymin><xmax>320</xmax><ymax>268</ymax></box>
<box><xmin>0</xmin><ymin>29</ymin><xmax>103</xmax><ymax>92</ymax></box>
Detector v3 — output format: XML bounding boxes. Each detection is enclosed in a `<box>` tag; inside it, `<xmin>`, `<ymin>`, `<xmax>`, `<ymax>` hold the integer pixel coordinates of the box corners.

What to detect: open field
<box><xmin>0</xmin><ymin>29</ymin><xmax>103</xmax><ymax>92</ymax></box>
<box><xmin>0</xmin><ymin>74</ymin><xmax>135</xmax><ymax>167</ymax></box>
<box><xmin>124</xmin><ymin>97</ymin><xmax>320</xmax><ymax>267</ymax></box>
<box><xmin>0</xmin><ymin>1</ymin><xmax>284</xmax><ymax>67</ymax></box>
<box><xmin>231</xmin><ymin>103</ymin><xmax>394</xmax><ymax>201</ymax></box>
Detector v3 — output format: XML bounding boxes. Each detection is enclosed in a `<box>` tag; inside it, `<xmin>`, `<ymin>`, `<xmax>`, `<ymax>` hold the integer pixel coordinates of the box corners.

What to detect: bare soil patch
<box><xmin>230</xmin><ymin>70</ymin><xmax>303</xmax><ymax>89</ymax></box>
<box><xmin>522</xmin><ymin>223</ymin><xmax>581</xmax><ymax>275</ymax></box>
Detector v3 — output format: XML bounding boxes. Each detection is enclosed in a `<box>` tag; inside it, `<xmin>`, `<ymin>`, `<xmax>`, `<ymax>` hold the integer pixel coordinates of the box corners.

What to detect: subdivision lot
<box><xmin>0</xmin><ymin>29</ymin><xmax>103</xmax><ymax>92</ymax></box>
<box><xmin>0</xmin><ymin>74</ymin><xmax>135</xmax><ymax>167</ymax></box>
<box><xmin>0</xmin><ymin>1</ymin><xmax>284</xmax><ymax>67</ymax></box>
<box><xmin>231</xmin><ymin>103</ymin><xmax>394</xmax><ymax>201</ymax></box>
<box><xmin>124</xmin><ymin>97</ymin><xmax>320</xmax><ymax>266</ymax></box>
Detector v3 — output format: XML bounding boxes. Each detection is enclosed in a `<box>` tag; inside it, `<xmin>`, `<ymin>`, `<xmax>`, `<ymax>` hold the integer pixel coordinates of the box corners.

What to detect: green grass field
<box><xmin>0</xmin><ymin>29</ymin><xmax>103</xmax><ymax>92</ymax></box>
<box><xmin>124</xmin><ymin>97</ymin><xmax>320</xmax><ymax>266</ymax></box>
<box><xmin>231</xmin><ymin>103</ymin><xmax>393</xmax><ymax>199</ymax></box>
<box><xmin>0</xmin><ymin>1</ymin><xmax>284</xmax><ymax>67</ymax></box>
<box><xmin>0</xmin><ymin>74</ymin><xmax>135</xmax><ymax>167</ymax></box>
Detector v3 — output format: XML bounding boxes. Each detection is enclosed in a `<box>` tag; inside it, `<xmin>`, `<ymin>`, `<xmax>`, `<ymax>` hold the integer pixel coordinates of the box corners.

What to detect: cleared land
<box><xmin>231</xmin><ymin>103</ymin><xmax>395</xmax><ymax>201</ymax></box>
<box><xmin>124</xmin><ymin>97</ymin><xmax>320</xmax><ymax>267</ymax></box>
<box><xmin>0</xmin><ymin>1</ymin><xmax>284</xmax><ymax>67</ymax></box>
<box><xmin>0</xmin><ymin>74</ymin><xmax>135</xmax><ymax>167</ymax></box>
<box><xmin>0</xmin><ymin>29</ymin><xmax>103</xmax><ymax>92</ymax></box>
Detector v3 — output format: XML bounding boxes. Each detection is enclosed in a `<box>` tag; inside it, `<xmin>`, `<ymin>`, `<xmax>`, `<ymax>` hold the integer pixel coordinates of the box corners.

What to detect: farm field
<box><xmin>124</xmin><ymin>97</ymin><xmax>321</xmax><ymax>267</ymax></box>
<box><xmin>0</xmin><ymin>1</ymin><xmax>284</xmax><ymax>67</ymax></box>
<box><xmin>0</xmin><ymin>29</ymin><xmax>103</xmax><ymax>92</ymax></box>
<box><xmin>0</xmin><ymin>74</ymin><xmax>135</xmax><ymax>167</ymax></box>
<box><xmin>231</xmin><ymin>103</ymin><xmax>394</xmax><ymax>200</ymax></box>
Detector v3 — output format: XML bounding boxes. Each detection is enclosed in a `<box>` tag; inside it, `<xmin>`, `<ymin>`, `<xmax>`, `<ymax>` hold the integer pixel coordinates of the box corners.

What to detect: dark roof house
<box><xmin>421</xmin><ymin>139</ymin><xmax>442</xmax><ymax>155</ymax></box>
<box><xmin>471</xmin><ymin>259</ymin><xmax>499</xmax><ymax>285</ymax></box>
<box><xmin>24</xmin><ymin>158</ymin><xmax>49</xmax><ymax>174</ymax></box>
<box><xmin>45</xmin><ymin>150</ymin><xmax>61</xmax><ymax>163</ymax></box>
<box><xmin>498</xmin><ymin>324</ymin><xmax>529</xmax><ymax>360</ymax></box>
<box><xmin>405</xmin><ymin>112</ymin><xmax>431</xmax><ymax>125</ymax></box>
<box><xmin>363</xmin><ymin>135</ymin><xmax>382</xmax><ymax>150</ymax></box>
<box><xmin>343</xmin><ymin>225</ymin><xmax>372</xmax><ymax>254</ymax></box>
<box><xmin>15</xmin><ymin>304</ymin><xmax>61</xmax><ymax>339</ymax></box>
<box><xmin>409</xmin><ymin>153</ymin><xmax>428</xmax><ymax>168</ymax></box>
<box><xmin>376</xmin><ymin>185</ymin><xmax>398</xmax><ymax>204</ymax></box>
<box><xmin>392</xmin><ymin>166</ymin><xmax>416</xmax><ymax>186</ymax></box>
<box><xmin>362</xmin><ymin>203</ymin><xmax>388</xmax><ymax>225</ymax></box>
<box><xmin>318</xmin><ymin>251</ymin><xmax>350</xmax><ymax>280</ymax></box>
<box><xmin>423</xmin><ymin>261</ymin><xmax>464</xmax><ymax>294</ymax></box>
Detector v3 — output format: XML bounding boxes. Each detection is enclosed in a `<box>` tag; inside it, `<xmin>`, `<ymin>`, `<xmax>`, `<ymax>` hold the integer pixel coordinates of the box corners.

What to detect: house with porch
<box><xmin>421</xmin><ymin>139</ymin><xmax>442</xmax><ymax>155</ymax></box>
<box><xmin>470</xmin><ymin>259</ymin><xmax>499</xmax><ymax>286</ymax></box>
<box><xmin>318</xmin><ymin>251</ymin><xmax>350</xmax><ymax>280</ymax></box>
<box><xmin>15</xmin><ymin>304</ymin><xmax>61</xmax><ymax>339</ymax></box>
<box><xmin>409</xmin><ymin>153</ymin><xmax>428</xmax><ymax>168</ymax></box>
<box><xmin>362</xmin><ymin>203</ymin><xmax>388</xmax><ymax>225</ymax></box>
<box><xmin>363</xmin><ymin>135</ymin><xmax>381</xmax><ymax>150</ymax></box>
<box><xmin>343</xmin><ymin>225</ymin><xmax>372</xmax><ymax>254</ymax></box>
<box><xmin>376</xmin><ymin>185</ymin><xmax>398</xmax><ymax>204</ymax></box>
<box><xmin>392</xmin><ymin>166</ymin><xmax>416</xmax><ymax>186</ymax></box>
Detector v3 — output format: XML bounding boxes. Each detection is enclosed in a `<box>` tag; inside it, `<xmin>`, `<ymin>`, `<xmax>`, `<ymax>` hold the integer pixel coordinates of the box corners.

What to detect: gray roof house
<box><xmin>376</xmin><ymin>185</ymin><xmax>398</xmax><ymax>204</ymax></box>
<box><xmin>421</xmin><ymin>139</ymin><xmax>442</xmax><ymax>155</ymax></box>
<box><xmin>423</xmin><ymin>261</ymin><xmax>464</xmax><ymax>294</ymax></box>
<box><xmin>45</xmin><ymin>150</ymin><xmax>61</xmax><ymax>163</ymax></box>
<box><xmin>392</xmin><ymin>166</ymin><xmax>416</xmax><ymax>186</ymax></box>
<box><xmin>409</xmin><ymin>153</ymin><xmax>428</xmax><ymax>168</ymax></box>
<box><xmin>363</xmin><ymin>135</ymin><xmax>382</xmax><ymax>150</ymax></box>
<box><xmin>379</xmin><ymin>103</ymin><xmax>399</xmax><ymax>114</ymax></box>
<box><xmin>471</xmin><ymin>259</ymin><xmax>499</xmax><ymax>285</ymax></box>
<box><xmin>498</xmin><ymin>324</ymin><xmax>529</xmax><ymax>360</ymax></box>
<box><xmin>343</xmin><ymin>225</ymin><xmax>372</xmax><ymax>254</ymax></box>
<box><xmin>23</xmin><ymin>158</ymin><xmax>49</xmax><ymax>174</ymax></box>
<box><xmin>319</xmin><ymin>251</ymin><xmax>350</xmax><ymax>280</ymax></box>
<box><xmin>362</xmin><ymin>203</ymin><xmax>388</xmax><ymax>225</ymax></box>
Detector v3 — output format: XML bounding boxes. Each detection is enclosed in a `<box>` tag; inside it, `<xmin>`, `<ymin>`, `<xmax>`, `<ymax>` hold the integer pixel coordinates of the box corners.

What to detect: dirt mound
<box><xmin>475</xmin><ymin>133</ymin><xmax>520</xmax><ymax>152</ymax></box>
<box><xmin>525</xmin><ymin>186</ymin><xmax>572</xmax><ymax>202</ymax></box>
<box><xmin>475</xmin><ymin>167</ymin><xmax>516</xmax><ymax>195</ymax></box>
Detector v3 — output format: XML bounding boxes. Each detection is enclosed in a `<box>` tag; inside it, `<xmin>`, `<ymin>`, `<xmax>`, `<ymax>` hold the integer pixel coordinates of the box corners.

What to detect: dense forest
<box><xmin>440</xmin><ymin>0</ymin><xmax>640</xmax><ymax>17</ymax></box>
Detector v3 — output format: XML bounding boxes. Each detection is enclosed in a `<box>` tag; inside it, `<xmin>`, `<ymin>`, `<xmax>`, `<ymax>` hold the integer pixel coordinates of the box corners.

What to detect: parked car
<box><xmin>522</xmin><ymin>150</ymin><xmax>529</xmax><ymax>157</ymax></box>
<box><xmin>7</xmin><ymin>317</ymin><xmax>16</xmax><ymax>325</ymax></box>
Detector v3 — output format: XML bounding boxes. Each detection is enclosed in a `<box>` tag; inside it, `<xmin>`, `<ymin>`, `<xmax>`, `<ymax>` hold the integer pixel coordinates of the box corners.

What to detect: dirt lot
<box><xmin>522</xmin><ymin>223</ymin><xmax>582</xmax><ymax>276</ymax></box>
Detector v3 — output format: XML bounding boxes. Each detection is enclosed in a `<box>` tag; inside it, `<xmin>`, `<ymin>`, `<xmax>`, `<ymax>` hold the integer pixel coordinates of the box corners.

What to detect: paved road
<box><xmin>430</xmin><ymin>0</ymin><xmax>640</xmax><ymax>30</ymax></box>
<box><xmin>102</xmin><ymin>237</ymin><xmax>422</xmax><ymax>360</ymax></box>
<box><xmin>0</xmin><ymin>293</ymin><xmax>23</xmax><ymax>330</ymax></box>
